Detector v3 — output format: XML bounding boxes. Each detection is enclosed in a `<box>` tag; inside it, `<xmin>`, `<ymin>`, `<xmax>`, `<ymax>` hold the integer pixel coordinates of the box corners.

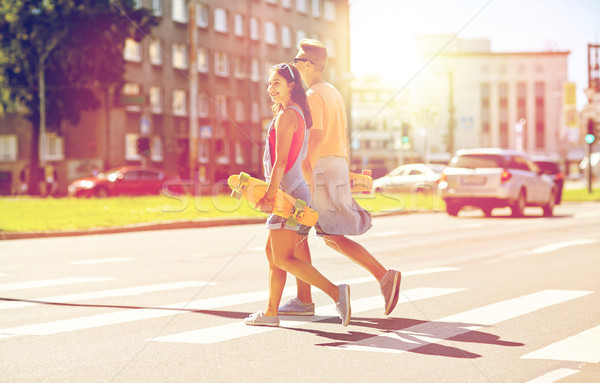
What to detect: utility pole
<box><xmin>447</xmin><ymin>71</ymin><xmax>455</xmax><ymax>156</ymax></box>
<box><xmin>586</xmin><ymin>43</ymin><xmax>600</xmax><ymax>193</ymax></box>
<box><xmin>189</xmin><ymin>0</ymin><xmax>198</xmax><ymax>185</ymax></box>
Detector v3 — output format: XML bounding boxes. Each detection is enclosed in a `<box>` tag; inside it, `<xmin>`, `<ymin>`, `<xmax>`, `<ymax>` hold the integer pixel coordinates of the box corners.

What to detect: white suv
<box><xmin>439</xmin><ymin>148</ymin><xmax>557</xmax><ymax>217</ymax></box>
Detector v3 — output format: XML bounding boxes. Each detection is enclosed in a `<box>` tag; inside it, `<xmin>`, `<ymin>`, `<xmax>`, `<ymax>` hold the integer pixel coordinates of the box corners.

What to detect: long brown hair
<box><xmin>269</xmin><ymin>63</ymin><xmax>312</xmax><ymax>129</ymax></box>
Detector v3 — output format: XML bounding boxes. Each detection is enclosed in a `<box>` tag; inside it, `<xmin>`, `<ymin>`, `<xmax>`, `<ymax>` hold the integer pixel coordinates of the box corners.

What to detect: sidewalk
<box><xmin>564</xmin><ymin>179</ymin><xmax>600</xmax><ymax>190</ymax></box>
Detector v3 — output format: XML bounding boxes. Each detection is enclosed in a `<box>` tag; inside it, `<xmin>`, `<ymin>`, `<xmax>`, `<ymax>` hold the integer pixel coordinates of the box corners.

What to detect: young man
<box><xmin>281</xmin><ymin>39</ymin><xmax>402</xmax><ymax>317</ymax></box>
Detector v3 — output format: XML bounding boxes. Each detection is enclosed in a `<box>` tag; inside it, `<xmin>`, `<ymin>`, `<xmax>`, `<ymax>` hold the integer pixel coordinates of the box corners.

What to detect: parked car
<box><xmin>373</xmin><ymin>163</ymin><xmax>446</xmax><ymax>194</ymax></box>
<box><xmin>439</xmin><ymin>148</ymin><xmax>557</xmax><ymax>217</ymax></box>
<box><xmin>531</xmin><ymin>156</ymin><xmax>564</xmax><ymax>204</ymax></box>
<box><xmin>68</xmin><ymin>166</ymin><xmax>183</xmax><ymax>198</ymax></box>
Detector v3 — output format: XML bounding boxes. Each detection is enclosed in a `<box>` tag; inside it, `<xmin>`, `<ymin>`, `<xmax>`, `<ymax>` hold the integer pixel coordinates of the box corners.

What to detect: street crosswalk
<box><xmin>1</xmin><ymin>267</ymin><xmax>598</xmax><ymax>382</ymax></box>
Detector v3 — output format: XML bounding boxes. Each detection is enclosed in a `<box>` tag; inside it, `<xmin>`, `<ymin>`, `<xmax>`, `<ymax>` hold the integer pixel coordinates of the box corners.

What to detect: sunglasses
<box><xmin>293</xmin><ymin>57</ymin><xmax>313</xmax><ymax>64</ymax></box>
<box><xmin>273</xmin><ymin>63</ymin><xmax>295</xmax><ymax>81</ymax></box>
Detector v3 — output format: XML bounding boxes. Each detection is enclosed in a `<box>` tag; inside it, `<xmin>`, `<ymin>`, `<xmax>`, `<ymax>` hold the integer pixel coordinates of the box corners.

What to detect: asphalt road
<box><xmin>1</xmin><ymin>202</ymin><xmax>599</xmax><ymax>382</ymax></box>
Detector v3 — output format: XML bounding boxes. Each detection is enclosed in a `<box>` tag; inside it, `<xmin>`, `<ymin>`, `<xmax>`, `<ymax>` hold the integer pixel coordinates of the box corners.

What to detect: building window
<box><xmin>172</xmin><ymin>0</ymin><xmax>187</xmax><ymax>23</ymax></box>
<box><xmin>214</xmin><ymin>51</ymin><xmax>229</xmax><ymax>77</ymax></box>
<box><xmin>152</xmin><ymin>0</ymin><xmax>162</xmax><ymax>16</ymax></box>
<box><xmin>251</xmin><ymin>102</ymin><xmax>259</xmax><ymax>123</ymax></box>
<box><xmin>281</xmin><ymin>0</ymin><xmax>291</xmax><ymax>9</ymax></box>
<box><xmin>266</xmin><ymin>0</ymin><xmax>277</xmax><ymax>5</ymax></box>
<box><xmin>122</xmin><ymin>83</ymin><xmax>142</xmax><ymax>112</ymax></box>
<box><xmin>199</xmin><ymin>140</ymin><xmax>209</xmax><ymax>163</ymax></box>
<box><xmin>296</xmin><ymin>30</ymin><xmax>307</xmax><ymax>47</ymax></box>
<box><xmin>281</xmin><ymin>25</ymin><xmax>291</xmax><ymax>48</ymax></box>
<box><xmin>198</xmin><ymin>93</ymin><xmax>209</xmax><ymax>117</ymax></box>
<box><xmin>234</xmin><ymin>56</ymin><xmax>245</xmax><ymax>79</ymax></box>
<box><xmin>250</xmin><ymin>58</ymin><xmax>260</xmax><ymax>82</ymax></box>
<box><xmin>124</xmin><ymin>38</ymin><xmax>141</xmax><ymax>62</ymax></box>
<box><xmin>499</xmin><ymin>82</ymin><xmax>508</xmax><ymax>148</ymax></box>
<box><xmin>125</xmin><ymin>134</ymin><xmax>141</xmax><ymax>161</ymax></box>
<box><xmin>324</xmin><ymin>38</ymin><xmax>335</xmax><ymax>58</ymax></box>
<box><xmin>265</xmin><ymin>21</ymin><xmax>277</xmax><ymax>45</ymax></box>
<box><xmin>132</xmin><ymin>0</ymin><xmax>142</xmax><ymax>9</ymax></box>
<box><xmin>517</xmin><ymin>82</ymin><xmax>527</xmax><ymax>149</ymax></box>
<box><xmin>149</xmin><ymin>86</ymin><xmax>162</xmax><ymax>113</ymax></box>
<box><xmin>324</xmin><ymin>1</ymin><xmax>336</xmax><ymax>21</ymax></box>
<box><xmin>312</xmin><ymin>0</ymin><xmax>322</xmax><ymax>17</ymax></box>
<box><xmin>43</xmin><ymin>133</ymin><xmax>64</xmax><ymax>161</ymax></box>
<box><xmin>481</xmin><ymin>82</ymin><xmax>490</xmax><ymax>146</ymax></box>
<box><xmin>149</xmin><ymin>40</ymin><xmax>162</xmax><ymax>66</ymax></box>
<box><xmin>151</xmin><ymin>136</ymin><xmax>163</xmax><ymax>161</ymax></box>
<box><xmin>215</xmin><ymin>95</ymin><xmax>227</xmax><ymax>129</ymax></box>
<box><xmin>235</xmin><ymin>99</ymin><xmax>245</xmax><ymax>122</ymax></box>
<box><xmin>0</xmin><ymin>135</ymin><xmax>17</xmax><ymax>161</ymax></box>
<box><xmin>172</xmin><ymin>43</ymin><xmax>188</xmax><ymax>69</ymax></box>
<box><xmin>235</xmin><ymin>141</ymin><xmax>244</xmax><ymax>165</ymax></box>
<box><xmin>535</xmin><ymin>82</ymin><xmax>545</xmax><ymax>149</ymax></box>
<box><xmin>173</xmin><ymin>90</ymin><xmax>187</xmax><ymax>116</ymax></box>
<box><xmin>215</xmin><ymin>139</ymin><xmax>230</xmax><ymax>164</ymax></box>
<box><xmin>197</xmin><ymin>47</ymin><xmax>209</xmax><ymax>73</ymax></box>
<box><xmin>296</xmin><ymin>0</ymin><xmax>307</xmax><ymax>13</ymax></box>
<box><xmin>214</xmin><ymin>8</ymin><xmax>228</xmax><ymax>33</ymax></box>
<box><xmin>249</xmin><ymin>17</ymin><xmax>259</xmax><ymax>41</ymax></box>
<box><xmin>196</xmin><ymin>3</ymin><xmax>208</xmax><ymax>28</ymax></box>
<box><xmin>234</xmin><ymin>14</ymin><xmax>244</xmax><ymax>37</ymax></box>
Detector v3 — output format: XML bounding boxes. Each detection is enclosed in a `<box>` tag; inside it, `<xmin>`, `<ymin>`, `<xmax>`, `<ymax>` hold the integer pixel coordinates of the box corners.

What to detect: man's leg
<box><xmin>322</xmin><ymin>234</ymin><xmax>386</xmax><ymax>281</ymax></box>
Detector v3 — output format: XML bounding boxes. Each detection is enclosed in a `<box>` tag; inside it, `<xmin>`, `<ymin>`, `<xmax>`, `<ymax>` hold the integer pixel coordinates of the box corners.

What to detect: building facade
<box><xmin>0</xmin><ymin>0</ymin><xmax>350</xmax><ymax>195</ymax></box>
<box><xmin>350</xmin><ymin>35</ymin><xmax>574</xmax><ymax>174</ymax></box>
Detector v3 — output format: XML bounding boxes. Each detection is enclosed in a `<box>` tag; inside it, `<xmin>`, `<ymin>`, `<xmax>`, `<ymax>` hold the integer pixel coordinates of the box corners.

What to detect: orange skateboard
<box><xmin>349</xmin><ymin>170</ymin><xmax>373</xmax><ymax>193</ymax></box>
<box><xmin>228</xmin><ymin>172</ymin><xmax>319</xmax><ymax>227</ymax></box>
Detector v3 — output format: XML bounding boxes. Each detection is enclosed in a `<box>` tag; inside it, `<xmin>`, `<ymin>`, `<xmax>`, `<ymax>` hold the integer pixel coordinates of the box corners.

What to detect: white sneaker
<box><xmin>278</xmin><ymin>298</ymin><xmax>315</xmax><ymax>316</ymax></box>
<box><xmin>336</xmin><ymin>284</ymin><xmax>351</xmax><ymax>327</ymax></box>
<box><xmin>243</xmin><ymin>311</ymin><xmax>280</xmax><ymax>327</ymax></box>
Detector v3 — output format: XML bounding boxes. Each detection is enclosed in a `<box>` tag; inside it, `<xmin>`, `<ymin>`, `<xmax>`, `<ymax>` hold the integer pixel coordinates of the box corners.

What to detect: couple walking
<box><xmin>244</xmin><ymin>39</ymin><xmax>402</xmax><ymax>328</ymax></box>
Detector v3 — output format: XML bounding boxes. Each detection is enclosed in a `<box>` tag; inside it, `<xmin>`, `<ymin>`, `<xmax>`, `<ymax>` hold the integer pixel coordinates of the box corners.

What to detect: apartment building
<box><xmin>0</xmin><ymin>0</ymin><xmax>350</xmax><ymax>194</ymax></box>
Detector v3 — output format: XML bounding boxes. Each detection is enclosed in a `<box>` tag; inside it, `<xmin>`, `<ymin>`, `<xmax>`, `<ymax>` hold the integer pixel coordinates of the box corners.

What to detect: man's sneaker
<box><xmin>243</xmin><ymin>311</ymin><xmax>280</xmax><ymax>327</ymax></box>
<box><xmin>278</xmin><ymin>298</ymin><xmax>315</xmax><ymax>316</ymax></box>
<box><xmin>380</xmin><ymin>270</ymin><xmax>401</xmax><ymax>315</ymax></box>
<box><xmin>335</xmin><ymin>284</ymin><xmax>351</xmax><ymax>327</ymax></box>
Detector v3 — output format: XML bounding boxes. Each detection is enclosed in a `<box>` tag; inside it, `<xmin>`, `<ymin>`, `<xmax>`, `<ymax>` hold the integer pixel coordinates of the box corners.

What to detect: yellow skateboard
<box><xmin>228</xmin><ymin>172</ymin><xmax>319</xmax><ymax>227</ymax></box>
<box><xmin>349</xmin><ymin>170</ymin><xmax>373</xmax><ymax>193</ymax></box>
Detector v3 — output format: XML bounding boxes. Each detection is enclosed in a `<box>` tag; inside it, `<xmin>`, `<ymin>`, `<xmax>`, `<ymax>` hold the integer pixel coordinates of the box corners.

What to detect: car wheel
<box><xmin>511</xmin><ymin>189</ymin><xmax>526</xmax><ymax>217</ymax></box>
<box><xmin>95</xmin><ymin>187</ymin><xmax>109</xmax><ymax>198</ymax></box>
<box><xmin>482</xmin><ymin>206</ymin><xmax>493</xmax><ymax>217</ymax></box>
<box><xmin>543</xmin><ymin>190</ymin><xmax>555</xmax><ymax>217</ymax></box>
<box><xmin>446</xmin><ymin>202</ymin><xmax>461</xmax><ymax>217</ymax></box>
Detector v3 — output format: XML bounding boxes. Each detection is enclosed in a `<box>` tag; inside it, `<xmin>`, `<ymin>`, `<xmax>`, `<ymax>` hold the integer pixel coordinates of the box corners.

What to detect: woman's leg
<box><xmin>270</xmin><ymin>229</ymin><xmax>339</xmax><ymax>302</ymax></box>
<box><xmin>264</xmin><ymin>232</ymin><xmax>287</xmax><ymax>316</ymax></box>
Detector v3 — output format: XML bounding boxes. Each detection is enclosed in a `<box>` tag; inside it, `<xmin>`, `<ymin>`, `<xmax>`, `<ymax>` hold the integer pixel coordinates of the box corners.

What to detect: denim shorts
<box><xmin>266</xmin><ymin>183</ymin><xmax>311</xmax><ymax>235</ymax></box>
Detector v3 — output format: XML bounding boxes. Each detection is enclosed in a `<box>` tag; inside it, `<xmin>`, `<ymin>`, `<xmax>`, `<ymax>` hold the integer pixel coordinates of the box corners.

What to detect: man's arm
<box><xmin>301</xmin><ymin>129</ymin><xmax>322</xmax><ymax>194</ymax></box>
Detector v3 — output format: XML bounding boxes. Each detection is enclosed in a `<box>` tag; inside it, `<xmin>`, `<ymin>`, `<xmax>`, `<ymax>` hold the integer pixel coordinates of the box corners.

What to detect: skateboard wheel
<box><xmin>285</xmin><ymin>217</ymin><xmax>298</xmax><ymax>227</ymax></box>
<box><xmin>294</xmin><ymin>199</ymin><xmax>306</xmax><ymax>210</ymax></box>
<box><xmin>231</xmin><ymin>190</ymin><xmax>242</xmax><ymax>199</ymax></box>
<box><xmin>239</xmin><ymin>172</ymin><xmax>250</xmax><ymax>182</ymax></box>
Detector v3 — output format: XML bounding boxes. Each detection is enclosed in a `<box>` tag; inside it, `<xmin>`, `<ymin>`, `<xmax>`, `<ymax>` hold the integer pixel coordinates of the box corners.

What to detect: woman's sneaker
<box><xmin>278</xmin><ymin>298</ymin><xmax>315</xmax><ymax>316</ymax></box>
<box><xmin>243</xmin><ymin>311</ymin><xmax>280</xmax><ymax>327</ymax></box>
<box><xmin>380</xmin><ymin>270</ymin><xmax>401</xmax><ymax>315</ymax></box>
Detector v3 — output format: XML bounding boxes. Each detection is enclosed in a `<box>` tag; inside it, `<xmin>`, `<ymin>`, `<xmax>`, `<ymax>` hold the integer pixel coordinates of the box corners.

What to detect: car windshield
<box><xmin>535</xmin><ymin>161</ymin><xmax>560</xmax><ymax>175</ymax></box>
<box><xmin>450</xmin><ymin>154</ymin><xmax>506</xmax><ymax>169</ymax></box>
<box><xmin>429</xmin><ymin>164</ymin><xmax>446</xmax><ymax>173</ymax></box>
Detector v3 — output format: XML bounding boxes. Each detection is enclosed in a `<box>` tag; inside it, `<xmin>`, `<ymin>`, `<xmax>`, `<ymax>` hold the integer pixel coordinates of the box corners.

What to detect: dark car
<box><xmin>531</xmin><ymin>156</ymin><xmax>564</xmax><ymax>204</ymax></box>
<box><xmin>68</xmin><ymin>166</ymin><xmax>183</xmax><ymax>198</ymax></box>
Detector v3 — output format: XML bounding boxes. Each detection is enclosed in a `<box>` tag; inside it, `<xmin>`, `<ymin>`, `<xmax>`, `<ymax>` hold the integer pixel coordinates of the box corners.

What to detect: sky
<box><xmin>349</xmin><ymin>0</ymin><xmax>600</xmax><ymax>109</ymax></box>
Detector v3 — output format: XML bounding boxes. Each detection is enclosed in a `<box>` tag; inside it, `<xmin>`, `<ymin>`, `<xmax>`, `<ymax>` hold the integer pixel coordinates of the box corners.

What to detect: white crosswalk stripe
<box><xmin>0</xmin><ymin>277</ymin><xmax>112</xmax><ymax>291</ymax></box>
<box><xmin>332</xmin><ymin>290</ymin><xmax>593</xmax><ymax>354</ymax></box>
<box><xmin>521</xmin><ymin>324</ymin><xmax>600</xmax><ymax>363</ymax></box>
<box><xmin>151</xmin><ymin>287</ymin><xmax>464</xmax><ymax>344</ymax></box>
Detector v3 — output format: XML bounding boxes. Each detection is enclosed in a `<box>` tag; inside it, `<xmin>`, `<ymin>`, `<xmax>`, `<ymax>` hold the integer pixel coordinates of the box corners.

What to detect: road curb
<box><xmin>0</xmin><ymin>210</ymin><xmax>425</xmax><ymax>241</ymax></box>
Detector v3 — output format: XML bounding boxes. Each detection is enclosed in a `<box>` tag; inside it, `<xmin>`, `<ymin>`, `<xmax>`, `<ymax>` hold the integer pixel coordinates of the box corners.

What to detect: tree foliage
<box><xmin>0</xmin><ymin>0</ymin><xmax>157</xmax><ymax>129</ymax></box>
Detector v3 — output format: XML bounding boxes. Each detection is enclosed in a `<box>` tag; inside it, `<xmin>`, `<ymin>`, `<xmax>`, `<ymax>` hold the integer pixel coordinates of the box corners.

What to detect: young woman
<box><xmin>243</xmin><ymin>63</ymin><xmax>351</xmax><ymax>327</ymax></box>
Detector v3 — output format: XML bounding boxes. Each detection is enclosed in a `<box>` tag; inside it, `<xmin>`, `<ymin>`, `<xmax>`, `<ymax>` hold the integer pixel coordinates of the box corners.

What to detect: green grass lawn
<box><xmin>0</xmin><ymin>188</ymin><xmax>597</xmax><ymax>233</ymax></box>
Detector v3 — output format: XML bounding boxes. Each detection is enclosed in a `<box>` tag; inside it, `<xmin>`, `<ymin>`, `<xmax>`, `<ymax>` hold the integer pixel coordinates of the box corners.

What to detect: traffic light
<box><xmin>585</xmin><ymin>119</ymin><xmax>596</xmax><ymax>145</ymax></box>
<box><xmin>401</xmin><ymin>123</ymin><xmax>410</xmax><ymax>144</ymax></box>
<box><xmin>136</xmin><ymin>137</ymin><xmax>151</xmax><ymax>156</ymax></box>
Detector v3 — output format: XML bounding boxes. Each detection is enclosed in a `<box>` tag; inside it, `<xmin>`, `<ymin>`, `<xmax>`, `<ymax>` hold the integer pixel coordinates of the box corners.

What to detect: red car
<box><xmin>68</xmin><ymin>166</ymin><xmax>183</xmax><ymax>198</ymax></box>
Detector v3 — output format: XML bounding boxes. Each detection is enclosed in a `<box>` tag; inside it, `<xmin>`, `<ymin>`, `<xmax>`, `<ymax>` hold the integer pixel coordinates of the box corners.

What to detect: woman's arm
<box><xmin>256</xmin><ymin>109</ymin><xmax>297</xmax><ymax>212</ymax></box>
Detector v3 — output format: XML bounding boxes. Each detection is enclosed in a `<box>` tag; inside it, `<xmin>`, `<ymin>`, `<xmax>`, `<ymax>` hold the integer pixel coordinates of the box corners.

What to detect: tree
<box><xmin>0</xmin><ymin>0</ymin><xmax>157</xmax><ymax>194</ymax></box>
